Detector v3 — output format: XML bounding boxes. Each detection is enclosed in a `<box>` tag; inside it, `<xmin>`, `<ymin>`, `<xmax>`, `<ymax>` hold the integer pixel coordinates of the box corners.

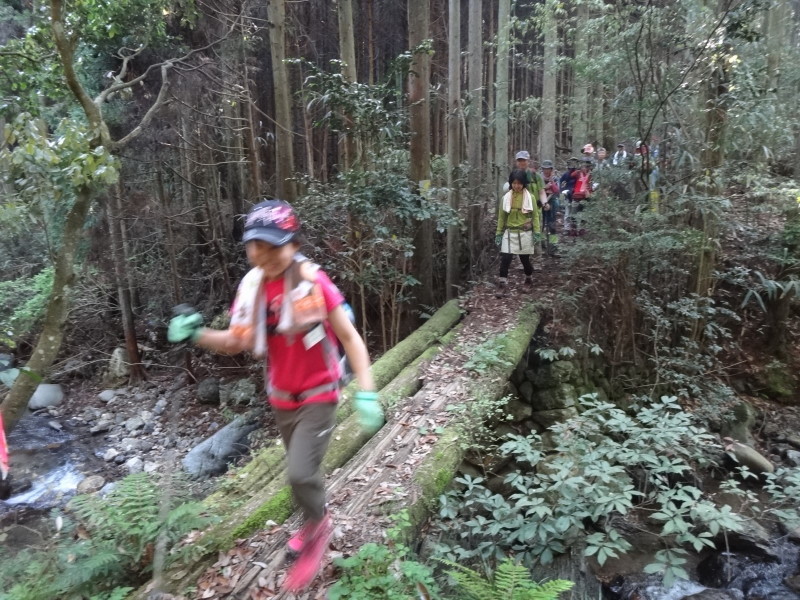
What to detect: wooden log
<box><xmin>219</xmin><ymin>303</ymin><xmax>542</xmax><ymax>598</ymax></box>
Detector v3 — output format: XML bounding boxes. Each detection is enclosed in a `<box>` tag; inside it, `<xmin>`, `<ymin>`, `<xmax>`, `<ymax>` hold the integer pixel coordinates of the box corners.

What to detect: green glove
<box><xmin>495</xmin><ymin>233</ymin><xmax>503</xmax><ymax>246</ymax></box>
<box><xmin>354</xmin><ymin>391</ymin><xmax>384</xmax><ymax>433</ymax></box>
<box><xmin>168</xmin><ymin>312</ymin><xmax>204</xmax><ymax>343</ymax></box>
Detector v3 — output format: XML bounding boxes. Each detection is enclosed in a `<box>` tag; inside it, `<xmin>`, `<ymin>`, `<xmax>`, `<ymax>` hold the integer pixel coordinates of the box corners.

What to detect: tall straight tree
<box><xmin>570</xmin><ymin>1</ymin><xmax>589</xmax><ymax>152</ymax></box>
<box><xmin>267</xmin><ymin>0</ymin><xmax>297</xmax><ymax>201</ymax></box>
<box><xmin>446</xmin><ymin>0</ymin><xmax>462</xmax><ymax>299</ymax></box>
<box><xmin>538</xmin><ymin>0</ymin><xmax>557</xmax><ymax>162</ymax></box>
<box><xmin>467</xmin><ymin>0</ymin><xmax>483</xmax><ymax>266</ymax></box>
<box><xmin>493</xmin><ymin>0</ymin><xmax>511</xmax><ymax>198</ymax></box>
<box><xmin>408</xmin><ymin>0</ymin><xmax>434</xmax><ymax>308</ymax></box>
<box><xmin>338</xmin><ymin>0</ymin><xmax>358</xmax><ymax>169</ymax></box>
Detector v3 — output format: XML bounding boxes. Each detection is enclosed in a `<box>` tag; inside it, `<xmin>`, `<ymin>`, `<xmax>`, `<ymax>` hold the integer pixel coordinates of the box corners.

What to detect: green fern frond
<box><xmin>443</xmin><ymin>559</ymin><xmax>574</xmax><ymax>600</ymax></box>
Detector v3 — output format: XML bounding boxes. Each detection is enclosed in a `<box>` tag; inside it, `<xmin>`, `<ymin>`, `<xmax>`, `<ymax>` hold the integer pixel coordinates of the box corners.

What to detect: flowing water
<box><xmin>1</xmin><ymin>411</ymin><xmax>105</xmax><ymax>517</ymax></box>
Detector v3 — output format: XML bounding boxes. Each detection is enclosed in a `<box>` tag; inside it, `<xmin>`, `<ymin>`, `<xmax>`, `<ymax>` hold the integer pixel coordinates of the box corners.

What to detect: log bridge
<box><xmin>136</xmin><ymin>294</ymin><xmax>541</xmax><ymax>600</ymax></box>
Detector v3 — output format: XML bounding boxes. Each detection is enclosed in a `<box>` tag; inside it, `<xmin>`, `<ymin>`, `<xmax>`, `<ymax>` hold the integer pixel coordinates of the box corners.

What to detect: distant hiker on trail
<box><xmin>612</xmin><ymin>143</ymin><xmax>628</xmax><ymax>166</ymax></box>
<box><xmin>540</xmin><ymin>159</ymin><xmax>561</xmax><ymax>258</ymax></box>
<box><xmin>167</xmin><ymin>199</ymin><xmax>382</xmax><ymax>592</ymax></box>
<box><xmin>582</xmin><ymin>143</ymin><xmax>596</xmax><ymax>165</ymax></box>
<box><xmin>560</xmin><ymin>157</ymin><xmax>579</xmax><ymax>234</ymax></box>
<box><xmin>511</xmin><ymin>150</ymin><xmax>548</xmax><ymax>210</ymax></box>
<box><xmin>566</xmin><ymin>158</ymin><xmax>594</xmax><ymax>236</ymax></box>
<box><xmin>495</xmin><ymin>169</ymin><xmax>539</xmax><ymax>297</ymax></box>
<box><xmin>596</xmin><ymin>147</ymin><xmax>609</xmax><ymax>169</ymax></box>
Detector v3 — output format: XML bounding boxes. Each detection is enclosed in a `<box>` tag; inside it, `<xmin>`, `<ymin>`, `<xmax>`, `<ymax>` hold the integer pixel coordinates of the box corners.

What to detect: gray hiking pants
<box><xmin>273</xmin><ymin>402</ymin><xmax>337</xmax><ymax>522</ymax></box>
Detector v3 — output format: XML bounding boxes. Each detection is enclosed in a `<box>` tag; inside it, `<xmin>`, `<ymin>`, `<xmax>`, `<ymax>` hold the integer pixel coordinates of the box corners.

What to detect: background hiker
<box><xmin>540</xmin><ymin>159</ymin><xmax>561</xmax><ymax>258</ymax></box>
<box><xmin>495</xmin><ymin>169</ymin><xmax>539</xmax><ymax>297</ymax></box>
<box><xmin>167</xmin><ymin>199</ymin><xmax>382</xmax><ymax>592</ymax></box>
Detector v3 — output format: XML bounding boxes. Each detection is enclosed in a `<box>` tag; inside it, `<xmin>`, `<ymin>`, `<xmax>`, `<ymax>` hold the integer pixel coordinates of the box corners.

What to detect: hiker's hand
<box><xmin>168</xmin><ymin>310</ymin><xmax>203</xmax><ymax>343</ymax></box>
<box><xmin>354</xmin><ymin>391</ymin><xmax>384</xmax><ymax>434</ymax></box>
<box><xmin>495</xmin><ymin>234</ymin><xmax>502</xmax><ymax>246</ymax></box>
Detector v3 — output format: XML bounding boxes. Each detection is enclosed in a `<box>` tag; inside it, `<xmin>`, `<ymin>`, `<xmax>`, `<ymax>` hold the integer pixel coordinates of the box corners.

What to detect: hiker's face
<box><xmin>543</xmin><ymin>168</ymin><xmax>553</xmax><ymax>178</ymax></box>
<box><xmin>515</xmin><ymin>158</ymin><xmax>529</xmax><ymax>170</ymax></box>
<box><xmin>246</xmin><ymin>240</ymin><xmax>298</xmax><ymax>280</ymax></box>
<box><xmin>511</xmin><ymin>179</ymin><xmax>524</xmax><ymax>192</ymax></box>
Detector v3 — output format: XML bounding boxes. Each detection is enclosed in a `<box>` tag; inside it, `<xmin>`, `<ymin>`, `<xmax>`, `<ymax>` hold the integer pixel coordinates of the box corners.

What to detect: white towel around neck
<box><xmin>502</xmin><ymin>188</ymin><xmax>534</xmax><ymax>213</ymax></box>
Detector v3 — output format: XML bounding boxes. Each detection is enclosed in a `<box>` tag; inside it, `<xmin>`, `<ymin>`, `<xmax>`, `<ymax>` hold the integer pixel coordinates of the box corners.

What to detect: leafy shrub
<box><xmin>0</xmin><ymin>472</ymin><xmax>217</xmax><ymax>599</ymax></box>
<box><xmin>433</xmin><ymin>396</ymin><xmax>743</xmax><ymax>588</ymax></box>
<box><xmin>0</xmin><ymin>267</ymin><xmax>53</xmax><ymax>348</ymax></box>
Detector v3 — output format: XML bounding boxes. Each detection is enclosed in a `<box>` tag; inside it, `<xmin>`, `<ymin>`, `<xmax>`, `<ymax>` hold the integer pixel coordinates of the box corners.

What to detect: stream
<box><xmin>1</xmin><ymin>411</ymin><xmax>108</xmax><ymax>550</ymax></box>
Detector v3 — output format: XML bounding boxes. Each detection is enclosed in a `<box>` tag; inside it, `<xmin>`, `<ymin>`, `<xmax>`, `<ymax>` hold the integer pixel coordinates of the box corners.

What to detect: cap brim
<box><xmin>242</xmin><ymin>228</ymin><xmax>294</xmax><ymax>246</ymax></box>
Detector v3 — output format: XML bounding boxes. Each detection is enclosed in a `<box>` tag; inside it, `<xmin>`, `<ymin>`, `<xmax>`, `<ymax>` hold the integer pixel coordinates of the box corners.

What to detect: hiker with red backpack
<box><xmin>167</xmin><ymin>199</ymin><xmax>382</xmax><ymax>591</ymax></box>
<box><xmin>566</xmin><ymin>157</ymin><xmax>594</xmax><ymax>236</ymax></box>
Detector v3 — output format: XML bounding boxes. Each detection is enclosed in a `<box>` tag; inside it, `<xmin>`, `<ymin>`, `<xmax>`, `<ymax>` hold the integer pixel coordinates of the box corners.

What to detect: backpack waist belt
<box><xmin>268</xmin><ymin>381</ymin><xmax>339</xmax><ymax>402</ymax></box>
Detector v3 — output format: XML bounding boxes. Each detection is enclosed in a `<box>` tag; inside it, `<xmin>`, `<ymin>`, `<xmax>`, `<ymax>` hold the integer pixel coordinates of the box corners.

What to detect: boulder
<box><xmin>220</xmin><ymin>379</ymin><xmax>258</xmax><ymax>406</ymax></box>
<box><xmin>719</xmin><ymin>400</ymin><xmax>757</xmax><ymax>446</ymax></box>
<box><xmin>726</xmin><ymin>441</ymin><xmax>774</xmax><ymax>474</ymax></box>
<box><xmin>531</xmin><ymin>383</ymin><xmax>577</xmax><ymax>411</ymax></box>
<box><xmin>76</xmin><ymin>475</ymin><xmax>106</xmax><ymax>494</ymax></box>
<box><xmin>784</xmin><ymin>449</ymin><xmax>800</xmax><ymax>467</ymax></box>
<box><xmin>505</xmin><ymin>396</ymin><xmax>532</xmax><ymax>422</ymax></box>
<box><xmin>124</xmin><ymin>416</ymin><xmax>145</xmax><ymax>432</ymax></box>
<box><xmin>526</xmin><ymin>360</ymin><xmax>577</xmax><ymax>389</ymax></box>
<box><xmin>103</xmin><ymin>348</ymin><xmax>129</xmax><ymax>386</ymax></box>
<box><xmin>125</xmin><ymin>457</ymin><xmax>144</xmax><ymax>474</ymax></box>
<box><xmin>28</xmin><ymin>383</ymin><xmax>64</xmax><ymax>410</ymax></box>
<box><xmin>98</xmin><ymin>389</ymin><xmax>117</xmax><ymax>403</ymax></box>
<box><xmin>182</xmin><ymin>411</ymin><xmax>262</xmax><ymax>477</ymax></box>
<box><xmin>196</xmin><ymin>377</ymin><xmax>221</xmax><ymax>405</ymax></box>
<box><xmin>531</xmin><ymin>407</ymin><xmax>578</xmax><ymax>430</ymax></box>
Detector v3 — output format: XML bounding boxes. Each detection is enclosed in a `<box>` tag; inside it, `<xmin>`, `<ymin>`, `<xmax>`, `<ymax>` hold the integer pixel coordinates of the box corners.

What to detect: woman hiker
<box><xmin>167</xmin><ymin>199</ymin><xmax>383</xmax><ymax>592</ymax></box>
<box><xmin>495</xmin><ymin>169</ymin><xmax>541</xmax><ymax>297</ymax></box>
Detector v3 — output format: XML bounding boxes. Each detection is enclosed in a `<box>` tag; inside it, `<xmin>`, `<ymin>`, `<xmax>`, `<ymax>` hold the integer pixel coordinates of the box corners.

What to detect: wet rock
<box><xmin>683</xmin><ymin>590</ymin><xmax>743</xmax><ymax>600</ymax></box>
<box><xmin>786</xmin><ymin>574</ymin><xmax>800</xmax><ymax>593</ymax></box>
<box><xmin>114</xmin><ymin>454</ymin><xmax>127</xmax><ymax>465</ymax></box>
<box><xmin>103</xmin><ymin>448</ymin><xmax>119</xmax><ymax>462</ymax></box>
<box><xmin>76</xmin><ymin>475</ymin><xmax>105</xmax><ymax>494</ymax></box>
<box><xmin>98</xmin><ymin>389</ymin><xmax>116</xmax><ymax>403</ymax></box>
<box><xmin>197</xmin><ymin>378</ymin><xmax>221</xmax><ymax>404</ymax></box>
<box><xmin>47</xmin><ymin>420</ymin><xmax>63</xmax><ymax>432</ymax></box>
<box><xmin>29</xmin><ymin>383</ymin><xmax>64</xmax><ymax>410</ymax></box>
<box><xmin>182</xmin><ymin>411</ymin><xmax>261</xmax><ymax>477</ymax></box>
<box><xmin>721</xmin><ymin>520</ymin><xmax>776</xmax><ymax>560</ymax></box>
<box><xmin>784</xmin><ymin>449</ymin><xmax>800</xmax><ymax>467</ymax></box>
